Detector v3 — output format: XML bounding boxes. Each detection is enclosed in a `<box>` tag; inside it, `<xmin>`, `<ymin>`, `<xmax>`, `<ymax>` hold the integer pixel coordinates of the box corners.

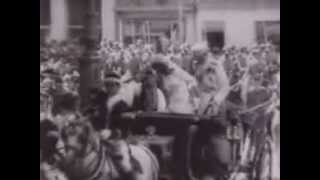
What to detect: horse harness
<box><xmin>89</xmin><ymin>140</ymin><xmax>145</xmax><ymax>180</ymax></box>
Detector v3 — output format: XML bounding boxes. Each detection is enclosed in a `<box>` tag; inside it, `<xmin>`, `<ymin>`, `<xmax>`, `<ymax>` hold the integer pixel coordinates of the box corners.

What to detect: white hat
<box><xmin>191</xmin><ymin>42</ymin><xmax>209</xmax><ymax>52</ymax></box>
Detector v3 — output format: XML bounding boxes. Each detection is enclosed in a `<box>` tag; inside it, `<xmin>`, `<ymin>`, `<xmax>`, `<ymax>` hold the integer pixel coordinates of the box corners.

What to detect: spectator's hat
<box><xmin>119</xmin><ymin>43</ymin><xmax>124</xmax><ymax>49</ymax></box>
<box><xmin>129</xmin><ymin>44</ymin><xmax>135</xmax><ymax>50</ymax></box>
<box><xmin>42</xmin><ymin>69</ymin><xmax>60</xmax><ymax>80</ymax></box>
<box><xmin>212</xmin><ymin>46</ymin><xmax>221</xmax><ymax>54</ymax></box>
<box><xmin>249</xmin><ymin>62</ymin><xmax>266</xmax><ymax>75</ymax></box>
<box><xmin>251</xmin><ymin>47</ymin><xmax>260</xmax><ymax>54</ymax></box>
<box><xmin>151</xmin><ymin>55</ymin><xmax>173</xmax><ymax>75</ymax></box>
<box><xmin>103</xmin><ymin>72</ymin><xmax>121</xmax><ymax>85</ymax></box>
<box><xmin>42</xmin><ymin>68</ymin><xmax>56</xmax><ymax>75</ymax></box>
<box><xmin>137</xmin><ymin>39</ymin><xmax>143</xmax><ymax>45</ymax></box>
<box><xmin>144</xmin><ymin>44</ymin><xmax>152</xmax><ymax>51</ymax></box>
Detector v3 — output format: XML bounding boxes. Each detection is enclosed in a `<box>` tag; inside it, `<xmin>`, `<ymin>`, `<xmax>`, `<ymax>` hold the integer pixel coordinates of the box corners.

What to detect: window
<box><xmin>202</xmin><ymin>21</ymin><xmax>225</xmax><ymax>50</ymax></box>
<box><xmin>68</xmin><ymin>0</ymin><xmax>86</xmax><ymax>26</ymax></box>
<box><xmin>68</xmin><ymin>0</ymin><xmax>85</xmax><ymax>39</ymax></box>
<box><xmin>120</xmin><ymin>18</ymin><xmax>182</xmax><ymax>47</ymax></box>
<box><xmin>68</xmin><ymin>0</ymin><xmax>101</xmax><ymax>39</ymax></box>
<box><xmin>122</xmin><ymin>20</ymin><xmax>147</xmax><ymax>45</ymax></box>
<box><xmin>256</xmin><ymin>21</ymin><xmax>280</xmax><ymax>46</ymax></box>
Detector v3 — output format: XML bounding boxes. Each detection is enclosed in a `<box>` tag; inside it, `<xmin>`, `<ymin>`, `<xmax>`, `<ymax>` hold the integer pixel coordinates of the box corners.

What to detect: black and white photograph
<box><xmin>40</xmin><ymin>0</ymin><xmax>280</xmax><ymax>180</ymax></box>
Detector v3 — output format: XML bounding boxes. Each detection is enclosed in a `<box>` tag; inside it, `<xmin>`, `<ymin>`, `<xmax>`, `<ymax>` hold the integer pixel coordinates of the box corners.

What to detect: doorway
<box><xmin>206</xmin><ymin>31</ymin><xmax>225</xmax><ymax>50</ymax></box>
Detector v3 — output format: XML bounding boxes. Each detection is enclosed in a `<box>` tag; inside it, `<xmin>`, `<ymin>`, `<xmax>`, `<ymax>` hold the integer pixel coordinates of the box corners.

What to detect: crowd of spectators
<box><xmin>40</xmin><ymin>40</ymin><xmax>82</xmax><ymax>118</ymax></box>
<box><xmin>40</xmin><ymin>38</ymin><xmax>280</xmax><ymax>180</ymax></box>
<box><xmin>40</xmin><ymin>38</ymin><xmax>280</xmax><ymax>122</ymax></box>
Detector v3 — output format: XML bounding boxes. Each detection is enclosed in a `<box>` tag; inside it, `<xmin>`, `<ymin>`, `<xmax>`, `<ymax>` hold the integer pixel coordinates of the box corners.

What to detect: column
<box><xmin>193</xmin><ymin>0</ymin><xmax>198</xmax><ymax>43</ymax></box>
<box><xmin>49</xmin><ymin>0</ymin><xmax>69</xmax><ymax>41</ymax></box>
<box><xmin>148</xmin><ymin>22</ymin><xmax>151</xmax><ymax>43</ymax></box>
<box><xmin>101</xmin><ymin>0</ymin><xmax>116</xmax><ymax>41</ymax></box>
<box><xmin>131</xmin><ymin>21</ymin><xmax>135</xmax><ymax>44</ymax></box>
<box><xmin>79</xmin><ymin>0</ymin><xmax>101</xmax><ymax>107</ymax></box>
<box><xmin>142</xmin><ymin>21</ymin><xmax>146</xmax><ymax>42</ymax></box>
<box><xmin>185</xmin><ymin>14</ymin><xmax>195</xmax><ymax>44</ymax></box>
<box><xmin>178</xmin><ymin>0</ymin><xmax>184</xmax><ymax>43</ymax></box>
<box><xmin>119</xmin><ymin>19</ymin><xmax>123</xmax><ymax>43</ymax></box>
<box><xmin>148</xmin><ymin>21</ymin><xmax>151</xmax><ymax>43</ymax></box>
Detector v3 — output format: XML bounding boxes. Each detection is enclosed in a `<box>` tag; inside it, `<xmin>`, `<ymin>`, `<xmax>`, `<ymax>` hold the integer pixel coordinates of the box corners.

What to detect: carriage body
<box><xmin>120</xmin><ymin>111</ymin><xmax>276</xmax><ymax>180</ymax></box>
<box><xmin>121</xmin><ymin>112</ymin><xmax>241</xmax><ymax>180</ymax></box>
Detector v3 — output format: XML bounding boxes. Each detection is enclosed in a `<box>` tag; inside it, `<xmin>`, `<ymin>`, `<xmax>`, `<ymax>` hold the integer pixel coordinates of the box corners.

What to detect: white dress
<box><xmin>163</xmin><ymin>74</ymin><xmax>194</xmax><ymax>114</ymax></box>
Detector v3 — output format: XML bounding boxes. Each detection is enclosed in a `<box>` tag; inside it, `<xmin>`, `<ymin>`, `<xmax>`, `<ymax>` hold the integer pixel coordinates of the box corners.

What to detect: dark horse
<box><xmin>58</xmin><ymin>120</ymin><xmax>159</xmax><ymax>180</ymax></box>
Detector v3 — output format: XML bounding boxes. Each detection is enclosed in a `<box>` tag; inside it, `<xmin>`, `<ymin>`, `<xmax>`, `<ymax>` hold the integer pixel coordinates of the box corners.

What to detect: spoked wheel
<box><xmin>252</xmin><ymin>137</ymin><xmax>273</xmax><ymax>180</ymax></box>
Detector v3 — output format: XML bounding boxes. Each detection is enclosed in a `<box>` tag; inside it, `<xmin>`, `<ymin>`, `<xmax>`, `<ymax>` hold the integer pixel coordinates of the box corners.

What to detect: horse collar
<box><xmin>85</xmin><ymin>144</ymin><xmax>106</xmax><ymax>180</ymax></box>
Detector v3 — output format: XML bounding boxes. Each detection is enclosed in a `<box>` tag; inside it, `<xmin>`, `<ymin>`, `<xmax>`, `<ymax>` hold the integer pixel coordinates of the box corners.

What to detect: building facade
<box><xmin>40</xmin><ymin>0</ymin><xmax>280</xmax><ymax>47</ymax></box>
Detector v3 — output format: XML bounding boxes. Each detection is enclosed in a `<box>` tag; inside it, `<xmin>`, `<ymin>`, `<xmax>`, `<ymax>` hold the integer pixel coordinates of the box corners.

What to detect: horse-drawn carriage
<box><xmin>40</xmin><ymin>78</ymin><xmax>279</xmax><ymax>180</ymax></box>
<box><xmin>40</xmin><ymin>110</ymin><xmax>278</xmax><ymax>180</ymax></box>
<box><xmin>40</xmin><ymin>41</ymin><xmax>280</xmax><ymax>180</ymax></box>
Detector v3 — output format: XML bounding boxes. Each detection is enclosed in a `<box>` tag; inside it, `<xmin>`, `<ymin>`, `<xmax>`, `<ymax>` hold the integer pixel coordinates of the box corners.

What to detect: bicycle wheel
<box><xmin>254</xmin><ymin>138</ymin><xmax>272</xmax><ymax>180</ymax></box>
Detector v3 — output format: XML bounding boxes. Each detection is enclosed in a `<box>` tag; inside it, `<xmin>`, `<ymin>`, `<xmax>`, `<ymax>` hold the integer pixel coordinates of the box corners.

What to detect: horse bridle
<box><xmin>56</xmin><ymin>140</ymin><xmax>113</xmax><ymax>180</ymax></box>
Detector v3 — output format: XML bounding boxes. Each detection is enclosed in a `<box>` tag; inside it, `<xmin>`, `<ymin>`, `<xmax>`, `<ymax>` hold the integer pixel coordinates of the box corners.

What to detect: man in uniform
<box><xmin>195</xmin><ymin>55</ymin><xmax>232</xmax><ymax>180</ymax></box>
<box><xmin>185</xmin><ymin>45</ymin><xmax>235</xmax><ymax>180</ymax></box>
